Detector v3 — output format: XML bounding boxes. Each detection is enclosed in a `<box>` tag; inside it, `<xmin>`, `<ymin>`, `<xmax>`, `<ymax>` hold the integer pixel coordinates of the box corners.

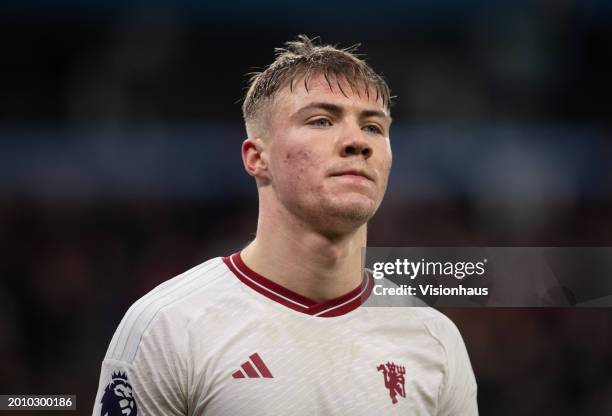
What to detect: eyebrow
<box><xmin>293</xmin><ymin>102</ymin><xmax>392</xmax><ymax>124</ymax></box>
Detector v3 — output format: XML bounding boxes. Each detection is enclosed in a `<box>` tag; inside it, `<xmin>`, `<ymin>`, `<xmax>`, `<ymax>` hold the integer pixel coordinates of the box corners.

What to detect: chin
<box><xmin>289</xmin><ymin>193</ymin><xmax>380</xmax><ymax>234</ymax></box>
<box><xmin>303</xmin><ymin>203</ymin><xmax>376</xmax><ymax>237</ymax></box>
<box><xmin>324</xmin><ymin>198</ymin><xmax>378</xmax><ymax>225</ymax></box>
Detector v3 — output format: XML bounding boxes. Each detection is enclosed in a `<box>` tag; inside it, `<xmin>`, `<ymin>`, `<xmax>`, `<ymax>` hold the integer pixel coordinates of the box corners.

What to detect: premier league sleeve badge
<box><xmin>100</xmin><ymin>371</ymin><xmax>138</xmax><ymax>416</ymax></box>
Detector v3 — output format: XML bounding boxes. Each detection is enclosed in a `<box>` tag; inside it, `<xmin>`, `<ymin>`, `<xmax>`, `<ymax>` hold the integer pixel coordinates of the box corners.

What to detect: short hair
<box><xmin>242</xmin><ymin>35</ymin><xmax>392</xmax><ymax>131</ymax></box>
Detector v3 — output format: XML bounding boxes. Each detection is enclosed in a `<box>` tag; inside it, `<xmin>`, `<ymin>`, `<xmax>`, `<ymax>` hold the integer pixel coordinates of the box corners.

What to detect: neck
<box><xmin>241</xmin><ymin>200</ymin><xmax>367</xmax><ymax>302</ymax></box>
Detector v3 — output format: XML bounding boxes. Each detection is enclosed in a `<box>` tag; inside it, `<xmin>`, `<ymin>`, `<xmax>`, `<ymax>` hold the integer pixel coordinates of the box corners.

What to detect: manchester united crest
<box><xmin>377</xmin><ymin>362</ymin><xmax>406</xmax><ymax>404</ymax></box>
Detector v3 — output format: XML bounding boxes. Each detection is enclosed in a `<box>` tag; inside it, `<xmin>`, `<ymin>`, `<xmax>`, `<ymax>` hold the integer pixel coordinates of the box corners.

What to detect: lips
<box><xmin>330</xmin><ymin>169</ymin><xmax>374</xmax><ymax>181</ymax></box>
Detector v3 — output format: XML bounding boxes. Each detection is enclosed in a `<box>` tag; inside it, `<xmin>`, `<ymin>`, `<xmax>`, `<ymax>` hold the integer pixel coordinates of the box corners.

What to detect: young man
<box><xmin>93</xmin><ymin>35</ymin><xmax>478</xmax><ymax>415</ymax></box>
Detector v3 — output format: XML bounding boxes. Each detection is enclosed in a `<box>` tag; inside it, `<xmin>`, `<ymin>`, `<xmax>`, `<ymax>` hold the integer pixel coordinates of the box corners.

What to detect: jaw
<box><xmin>301</xmin><ymin>190</ymin><xmax>380</xmax><ymax>237</ymax></box>
<box><xmin>259</xmin><ymin>169</ymin><xmax>386</xmax><ymax>238</ymax></box>
<box><xmin>322</xmin><ymin>178</ymin><xmax>382</xmax><ymax>216</ymax></box>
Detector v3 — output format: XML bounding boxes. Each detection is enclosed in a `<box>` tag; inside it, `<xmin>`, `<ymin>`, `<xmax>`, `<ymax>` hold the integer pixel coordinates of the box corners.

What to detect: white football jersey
<box><xmin>93</xmin><ymin>253</ymin><xmax>478</xmax><ymax>416</ymax></box>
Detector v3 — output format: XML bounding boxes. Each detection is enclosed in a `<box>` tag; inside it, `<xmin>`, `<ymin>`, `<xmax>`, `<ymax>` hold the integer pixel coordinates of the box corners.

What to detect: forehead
<box><xmin>272</xmin><ymin>74</ymin><xmax>390</xmax><ymax>119</ymax></box>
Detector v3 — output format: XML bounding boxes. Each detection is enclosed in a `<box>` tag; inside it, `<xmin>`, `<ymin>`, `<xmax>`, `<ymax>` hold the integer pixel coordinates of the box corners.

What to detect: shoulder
<box><xmin>411</xmin><ymin>308</ymin><xmax>476</xmax><ymax>393</ymax></box>
<box><xmin>104</xmin><ymin>256</ymin><xmax>235</xmax><ymax>363</ymax></box>
<box><xmin>365</xmin><ymin>275</ymin><xmax>464</xmax><ymax>343</ymax></box>
<box><xmin>370</xmin><ymin>305</ymin><xmax>466</xmax><ymax>352</ymax></box>
<box><xmin>409</xmin><ymin>307</ymin><xmax>465</xmax><ymax>347</ymax></box>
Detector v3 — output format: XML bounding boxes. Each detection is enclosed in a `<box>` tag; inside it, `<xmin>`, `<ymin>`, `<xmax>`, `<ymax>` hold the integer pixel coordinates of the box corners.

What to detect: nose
<box><xmin>339</xmin><ymin>126</ymin><xmax>372</xmax><ymax>159</ymax></box>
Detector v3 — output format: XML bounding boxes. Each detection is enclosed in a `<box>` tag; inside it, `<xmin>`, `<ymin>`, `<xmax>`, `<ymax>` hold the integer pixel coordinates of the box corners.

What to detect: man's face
<box><xmin>263</xmin><ymin>74</ymin><xmax>392</xmax><ymax>234</ymax></box>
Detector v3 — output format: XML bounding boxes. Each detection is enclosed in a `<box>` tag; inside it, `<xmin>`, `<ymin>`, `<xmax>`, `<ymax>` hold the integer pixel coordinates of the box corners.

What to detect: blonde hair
<box><xmin>242</xmin><ymin>35</ymin><xmax>392</xmax><ymax>130</ymax></box>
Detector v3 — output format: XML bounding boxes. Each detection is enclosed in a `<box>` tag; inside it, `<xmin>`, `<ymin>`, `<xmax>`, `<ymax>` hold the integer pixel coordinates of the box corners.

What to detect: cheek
<box><xmin>383</xmin><ymin>156</ymin><xmax>392</xmax><ymax>178</ymax></box>
<box><xmin>382</xmin><ymin>145</ymin><xmax>393</xmax><ymax>174</ymax></box>
<box><xmin>374</xmin><ymin>146</ymin><xmax>392</xmax><ymax>176</ymax></box>
<box><xmin>283</xmin><ymin>150</ymin><xmax>313</xmax><ymax>173</ymax></box>
<box><xmin>278</xmin><ymin>149</ymin><xmax>323</xmax><ymax>190</ymax></box>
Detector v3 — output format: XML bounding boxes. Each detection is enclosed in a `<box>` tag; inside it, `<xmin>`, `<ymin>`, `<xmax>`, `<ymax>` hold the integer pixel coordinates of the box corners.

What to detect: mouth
<box><xmin>330</xmin><ymin>169</ymin><xmax>374</xmax><ymax>182</ymax></box>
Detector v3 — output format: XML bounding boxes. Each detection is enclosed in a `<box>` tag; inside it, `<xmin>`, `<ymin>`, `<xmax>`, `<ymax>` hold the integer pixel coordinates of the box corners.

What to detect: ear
<box><xmin>242</xmin><ymin>138</ymin><xmax>268</xmax><ymax>179</ymax></box>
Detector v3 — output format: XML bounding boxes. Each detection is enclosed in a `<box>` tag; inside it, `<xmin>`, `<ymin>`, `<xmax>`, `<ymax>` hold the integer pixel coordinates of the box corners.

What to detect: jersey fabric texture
<box><xmin>93</xmin><ymin>253</ymin><xmax>478</xmax><ymax>415</ymax></box>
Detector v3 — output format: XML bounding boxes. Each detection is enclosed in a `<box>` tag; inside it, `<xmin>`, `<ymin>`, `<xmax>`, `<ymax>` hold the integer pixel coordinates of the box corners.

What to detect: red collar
<box><xmin>223</xmin><ymin>252</ymin><xmax>373</xmax><ymax>318</ymax></box>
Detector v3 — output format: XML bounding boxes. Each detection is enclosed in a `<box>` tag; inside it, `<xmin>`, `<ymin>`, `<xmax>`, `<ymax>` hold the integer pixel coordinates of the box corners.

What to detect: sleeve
<box><xmin>92</xmin><ymin>311</ymin><xmax>189</xmax><ymax>416</ymax></box>
<box><xmin>435</xmin><ymin>317</ymin><xmax>479</xmax><ymax>416</ymax></box>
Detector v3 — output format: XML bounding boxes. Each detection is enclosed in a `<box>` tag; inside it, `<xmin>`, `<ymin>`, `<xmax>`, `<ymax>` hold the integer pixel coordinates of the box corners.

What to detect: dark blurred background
<box><xmin>1</xmin><ymin>0</ymin><xmax>612</xmax><ymax>415</ymax></box>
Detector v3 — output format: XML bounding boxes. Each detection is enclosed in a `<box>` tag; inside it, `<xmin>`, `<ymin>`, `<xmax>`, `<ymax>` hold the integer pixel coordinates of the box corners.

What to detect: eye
<box><xmin>363</xmin><ymin>124</ymin><xmax>383</xmax><ymax>135</ymax></box>
<box><xmin>308</xmin><ymin>118</ymin><xmax>332</xmax><ymax>128</ymax></box>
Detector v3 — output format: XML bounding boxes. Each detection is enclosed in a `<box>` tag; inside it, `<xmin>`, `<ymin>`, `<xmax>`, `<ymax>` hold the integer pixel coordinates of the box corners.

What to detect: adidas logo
<box><xmin>232</xmin><ymin>353</ymin><xmax>273</xmax><ymax>379</ymax></box>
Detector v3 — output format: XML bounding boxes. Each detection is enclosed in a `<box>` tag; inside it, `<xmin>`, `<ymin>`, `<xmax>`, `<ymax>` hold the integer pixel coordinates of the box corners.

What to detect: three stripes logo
<box><xmin>232</xmin><ymin>352</ymin><xmax>274</xmax><ymax>379</ymax></box>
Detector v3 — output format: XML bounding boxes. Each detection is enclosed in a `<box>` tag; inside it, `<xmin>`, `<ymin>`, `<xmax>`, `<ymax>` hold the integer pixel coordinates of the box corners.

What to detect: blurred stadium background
<box><xmin>1</xmin><ymin>0</ymin><xmax>611</xmax><ymax>414</ymax></box>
